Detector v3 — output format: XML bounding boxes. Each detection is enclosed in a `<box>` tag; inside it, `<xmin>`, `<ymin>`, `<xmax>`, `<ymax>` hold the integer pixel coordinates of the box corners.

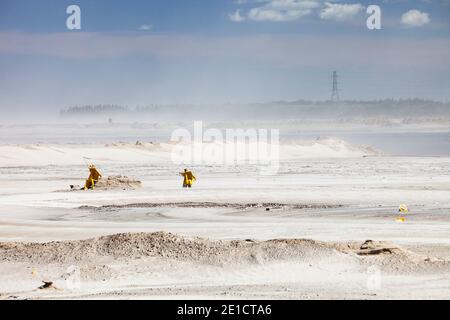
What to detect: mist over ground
<box><xmin>0</xmin><ymin>99</ymin><xmax>449</xmax><ymax>156</ymax></box>
<box><xmin>58</xmin><ymin>99</ymin><xmax>450</xmax><ymax>121</ymax></box>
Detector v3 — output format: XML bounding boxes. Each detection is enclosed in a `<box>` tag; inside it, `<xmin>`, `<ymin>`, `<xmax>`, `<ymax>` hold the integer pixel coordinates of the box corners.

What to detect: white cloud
<box><xmin>248</xmin><ymin>7</ymin><xmax>311</xmax><ymax>21</ymax></box>
<box><xmin>319</xmin><ymin>2</ymin><xmax>364</xmax><ymax>21</ymax></box>
<box><xmin>401</xmin><ymin>9</ymin><xmax>430</xmax><ymax>27</ymax></box>
<box><xmin>239</xmin><ymin>0</ymin><xmax>319</xmax><ymax>22</ymax></box>
<box><xmin>268</xmin><ymin>0</ymin><xmax>320</xmax><ymax>10</ymax></box>
<box><xmin>229</xmin><ymin>9</ymin><xmax>246</xmax><ymax>22</ymax></box>
<box><xmin>139</xmin><ymin>24</ymin><xmax>152</xmax><ymax>31</ymax></box>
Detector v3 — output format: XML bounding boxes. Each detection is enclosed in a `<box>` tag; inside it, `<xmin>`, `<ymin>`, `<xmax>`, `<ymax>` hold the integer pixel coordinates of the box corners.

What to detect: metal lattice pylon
<box><xmin>331</xmin><ymin>71</ymin><xmax>339</xmax><ymax>101</ymax></box>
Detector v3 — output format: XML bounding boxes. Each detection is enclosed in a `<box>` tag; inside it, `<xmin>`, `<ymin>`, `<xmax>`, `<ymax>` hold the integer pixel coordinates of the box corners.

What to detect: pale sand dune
<box><xmin>0</xmin><ymin>137</ymin><xmax>378</xmax><ymax>167</ymax></box>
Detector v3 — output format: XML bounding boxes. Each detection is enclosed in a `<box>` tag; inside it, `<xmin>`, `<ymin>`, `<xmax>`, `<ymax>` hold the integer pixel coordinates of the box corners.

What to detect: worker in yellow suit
<box><xmin>180</xmin><ymin>168</ymin><xmax>196</xmax><ymax>188</ymax></box>
<box><xmin>84</xmin><ymin>165</ymin><xmax>102</xmax><ymax>190</ymax></box>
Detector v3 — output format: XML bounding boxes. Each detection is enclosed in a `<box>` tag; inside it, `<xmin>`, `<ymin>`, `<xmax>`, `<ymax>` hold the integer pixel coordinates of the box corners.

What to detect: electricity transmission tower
<box><xmin>331</xmin><ymin>71</ymin><xmax>340</xmax><ymax>101</ymax></box>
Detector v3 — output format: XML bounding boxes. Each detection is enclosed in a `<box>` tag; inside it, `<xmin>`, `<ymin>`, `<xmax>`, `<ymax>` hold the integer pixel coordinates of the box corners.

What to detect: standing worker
<box><xmin>179</xmin><ymin>168</ymin><xmax>196</xmax><ymax>188</ymax></box>
<box><xmin>84</xmin><ymin>165</ymin><xmax>102</xmax><ymax>190</ymax></box>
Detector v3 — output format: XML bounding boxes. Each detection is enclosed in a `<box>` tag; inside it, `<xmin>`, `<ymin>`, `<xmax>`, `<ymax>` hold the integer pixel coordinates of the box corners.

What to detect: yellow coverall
<box><xmin>180</xmin><ymin>170</ymin><xmax>196</xmax><ymax>188</ymax></box>
<box><xmin>84</xmin><ymin>166</ymin><xmax>102</xmax><ymax>190</ymax></box>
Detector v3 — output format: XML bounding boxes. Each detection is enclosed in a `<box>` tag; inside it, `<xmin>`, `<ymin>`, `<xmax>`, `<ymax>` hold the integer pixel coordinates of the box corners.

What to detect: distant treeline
<box><xmin>60</xmin><ymin>104</ymin><xmax>129</xmax><ymax>115</ymax></box>
<box><xmin>60</xmin><ymin>99</ymin><xmax>450</xmax><ymax>120</ymax></box>
<box><xmin>60</xmin><ymin>104</ymin><xmax>185</xmax><ymax>117</ymax></box>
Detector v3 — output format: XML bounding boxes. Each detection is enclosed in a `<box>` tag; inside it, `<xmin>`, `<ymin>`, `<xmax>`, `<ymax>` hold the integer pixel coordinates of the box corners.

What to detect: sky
<box><xmin>0</xmin><ymin>0</ymin><xmax>449</xmax><ymax>115</ymax></box>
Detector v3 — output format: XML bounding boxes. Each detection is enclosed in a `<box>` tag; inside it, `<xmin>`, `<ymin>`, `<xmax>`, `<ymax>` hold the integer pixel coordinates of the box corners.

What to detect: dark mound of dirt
<box><xmin>78</xmin><ymin>202</ymin><xmax>342</xmax><ymax>211</ymax></box>
<box><xmin>0</xmin><ymin>232</ymin><xmax>337</xmax><ymax>265</ymax></box>
<box><xmin>95</xmin><ymin>175</ymin><xmax>142</xmax><ymax>190</ymax></box>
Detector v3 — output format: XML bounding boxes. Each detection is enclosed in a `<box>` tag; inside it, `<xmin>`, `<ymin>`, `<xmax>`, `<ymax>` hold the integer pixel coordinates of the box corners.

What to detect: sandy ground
<box><xmin>0</xmin><ymin>140</ymin><xmax>449</xmax><ymax>299</ymax></box>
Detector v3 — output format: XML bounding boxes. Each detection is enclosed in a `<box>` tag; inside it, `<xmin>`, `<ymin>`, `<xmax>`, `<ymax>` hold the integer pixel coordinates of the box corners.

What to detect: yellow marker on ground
<box><xmin>398</xmin><ymin>204</ymin><xmax>408</xmax><ymax>213</ymax></box>
<box><xmin>396</xmin><ymin>204</ymin><xmax>408</xmax><ymax>222</ymax></box>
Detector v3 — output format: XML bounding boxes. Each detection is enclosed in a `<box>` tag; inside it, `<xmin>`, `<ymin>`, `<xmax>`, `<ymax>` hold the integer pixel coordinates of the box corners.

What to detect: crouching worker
<box><xmin>179</xmin><ymin>168</ymin><xmax>196</xmax><ymax>188</ymax></box>
<box><xmin>84</xmin><ymin>165</ymin><xmax>102</xmax><ymax>190</ymax></box>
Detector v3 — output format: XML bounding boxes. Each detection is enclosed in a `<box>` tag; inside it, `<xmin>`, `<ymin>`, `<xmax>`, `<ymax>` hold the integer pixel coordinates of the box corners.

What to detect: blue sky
<box><xmin>0</xmin><ymin>0</ymin><xmax>449</xmax><ymax>114</ymax></box>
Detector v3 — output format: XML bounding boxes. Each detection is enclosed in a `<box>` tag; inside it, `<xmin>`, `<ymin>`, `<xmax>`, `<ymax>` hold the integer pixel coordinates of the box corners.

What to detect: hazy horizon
<box><xmin>1</xmin><ymin>0</ymin><xmax>449</xmax><ymax>119</ymax></box>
